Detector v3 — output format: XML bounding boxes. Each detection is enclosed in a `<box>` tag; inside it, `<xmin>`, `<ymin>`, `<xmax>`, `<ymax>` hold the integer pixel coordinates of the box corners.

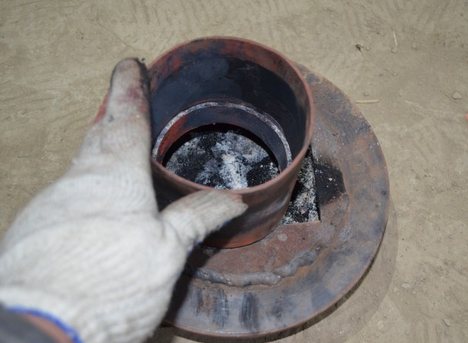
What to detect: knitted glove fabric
<box><xmin>0</xmin><ymin>59</ymin><xmax>246</xmax><ymax>343</ymax></box>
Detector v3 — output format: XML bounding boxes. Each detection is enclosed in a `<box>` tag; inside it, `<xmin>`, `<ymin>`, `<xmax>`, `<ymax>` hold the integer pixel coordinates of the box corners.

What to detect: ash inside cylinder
<box><xmin>165</xmin><ymin>129</ymin><xmax>279</xmax><ymax>189</ymax></box>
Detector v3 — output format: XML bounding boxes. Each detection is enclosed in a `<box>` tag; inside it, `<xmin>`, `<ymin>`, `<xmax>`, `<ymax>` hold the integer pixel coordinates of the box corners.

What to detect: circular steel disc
<box><xmin>163</xmin><ymin>66</ymin><xmax>390</xmax><ymax>338</ymax></box>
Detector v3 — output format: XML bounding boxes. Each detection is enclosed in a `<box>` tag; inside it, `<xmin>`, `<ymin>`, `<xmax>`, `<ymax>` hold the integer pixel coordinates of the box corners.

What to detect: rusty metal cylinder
<box><xmin>149</xmin><ymin>37</ymin><xmax>315</xmax><ymax>248</ymax></box>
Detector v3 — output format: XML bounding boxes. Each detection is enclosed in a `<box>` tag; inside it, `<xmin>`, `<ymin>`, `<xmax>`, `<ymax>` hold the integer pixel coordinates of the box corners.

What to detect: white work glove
<box><xmin>0</xmin><ymin>59</ymin><xmax>246</xmax><ymax>343</ymax></box>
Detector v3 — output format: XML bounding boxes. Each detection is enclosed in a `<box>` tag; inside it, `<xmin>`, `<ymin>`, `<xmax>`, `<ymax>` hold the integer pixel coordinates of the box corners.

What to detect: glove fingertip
<box><xmin>161</xmin><ymin>190</ymin><xmax>247</xmax><ymax>246</ymax></box>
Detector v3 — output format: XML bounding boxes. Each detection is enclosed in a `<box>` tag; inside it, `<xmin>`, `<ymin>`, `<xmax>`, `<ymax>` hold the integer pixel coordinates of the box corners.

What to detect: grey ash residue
<box><xmin>165</xmin><ymin>130</ymin><xmax>318</xmax><ymax>223</ymax></box>
<box><xmin>165</xmin><ymin>130</ymin><xmax>279</xmax><ymax>189</ymax></box>
<box><xmin>281</xmin><ymin>148</ymin><xmax>319</xmax><ymax>223</ymax></box>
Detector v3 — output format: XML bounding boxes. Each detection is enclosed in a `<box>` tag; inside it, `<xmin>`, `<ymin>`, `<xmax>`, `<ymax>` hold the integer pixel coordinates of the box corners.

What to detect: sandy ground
<box><xmin>1</xmin><ymin>0</ymin><xmax>467</xmax><ymax>342</ymax></box>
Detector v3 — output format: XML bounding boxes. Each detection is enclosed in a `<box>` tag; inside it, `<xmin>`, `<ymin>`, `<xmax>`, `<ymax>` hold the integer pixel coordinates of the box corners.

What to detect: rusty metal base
<box><xmin>162</xmin><ymin>66</ymin><xmax>390</xmax><ymax>338</ymax></box>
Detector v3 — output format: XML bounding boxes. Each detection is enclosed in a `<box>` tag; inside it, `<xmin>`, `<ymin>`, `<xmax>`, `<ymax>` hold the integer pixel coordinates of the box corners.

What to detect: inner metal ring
<box><xmin>152</xmin><ymin>101</ymin><xmax>293</xmax><ymax>170</ymax></box>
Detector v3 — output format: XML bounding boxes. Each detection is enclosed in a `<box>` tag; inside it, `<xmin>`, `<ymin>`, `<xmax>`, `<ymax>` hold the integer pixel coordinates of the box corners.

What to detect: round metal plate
<box><xmin>163</xmin><ymin>66</ymin><xmax>390</xmax><ymax>338</ymax></box>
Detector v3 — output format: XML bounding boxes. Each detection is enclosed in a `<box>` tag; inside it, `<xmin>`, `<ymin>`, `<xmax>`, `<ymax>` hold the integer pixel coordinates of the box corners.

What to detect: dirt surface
<box><xmin>1</xmin><ymin>1</ymin><xmax>467</xmax><ymax>342</ymax></box>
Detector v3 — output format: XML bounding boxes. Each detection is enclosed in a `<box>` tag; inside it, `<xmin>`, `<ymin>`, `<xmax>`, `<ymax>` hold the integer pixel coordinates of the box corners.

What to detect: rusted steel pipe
<box><xmin>149</xmin><ymin>37</ymin><xmax>315</xmax><ymax>248</ymax></box>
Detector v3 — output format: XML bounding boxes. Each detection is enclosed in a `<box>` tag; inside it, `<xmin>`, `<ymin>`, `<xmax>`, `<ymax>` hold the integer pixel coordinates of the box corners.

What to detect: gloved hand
<box><xmin>0</xmin><ymin>59</ymin><xmax>246</xmax><ymax>343</ymax></box>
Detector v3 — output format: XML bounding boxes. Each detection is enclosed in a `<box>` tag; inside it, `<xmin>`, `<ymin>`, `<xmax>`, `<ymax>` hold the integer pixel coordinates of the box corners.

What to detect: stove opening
<box><xmin>163</xmin><ymin>124</ymin><xmax>280</xmax><ymax>190</ymax></box>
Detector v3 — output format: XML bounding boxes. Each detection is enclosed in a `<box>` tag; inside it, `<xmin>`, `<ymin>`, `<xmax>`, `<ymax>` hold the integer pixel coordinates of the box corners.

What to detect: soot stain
<box><xmin>239</xmin><ymin>292</ymin><xmax>260</xmax><ymax>331</ymax></box>
<box><xmin>314</xmin><ymin>160</ymin><xmax>345</xmax><ymax>205</ymax></box>
<box><xmin>270</xmin><ymin>295</ymin><xmax>295</xmax><ymax>321</ymax></box>
<box><xmin>195</xmin><ymin>288</ymin><xmax>203</xmax><ymax>314</ymax></box>
<box><xmin>270</xmin><ymin>298</ymin><xmax>285</xmax><ymax>320</ymax></box>
<box><xmin>212</xmin><ymin>288</ymin><xmax>229</xmax><ymax>328</ymax></box>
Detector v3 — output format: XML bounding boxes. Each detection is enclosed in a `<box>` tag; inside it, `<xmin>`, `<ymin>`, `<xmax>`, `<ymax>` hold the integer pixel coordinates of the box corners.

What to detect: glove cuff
<box><xmin>8</xmin><ymin>305</ymin><xmax>83</xmax><ymax>343</ymax></box>
<box><xmin>0</xmin><ymin>287</ymin><xmax>99</xmax><ymax>343</ymax></box>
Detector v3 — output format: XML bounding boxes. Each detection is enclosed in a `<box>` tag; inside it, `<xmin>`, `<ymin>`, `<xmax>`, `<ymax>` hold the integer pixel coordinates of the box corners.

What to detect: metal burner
<box><xmin>161</xmin><ymin>65</ymin><xmax>390</xmax><ymax>338</ymax></box>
